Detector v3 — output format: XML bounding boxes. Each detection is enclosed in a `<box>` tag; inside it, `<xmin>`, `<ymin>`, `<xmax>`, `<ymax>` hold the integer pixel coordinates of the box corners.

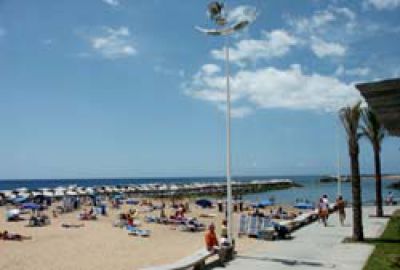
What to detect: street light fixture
<box><xmin>196</xmin><ymin>1</ymin><xmax>255</xmax><ymax>246</ymax></box>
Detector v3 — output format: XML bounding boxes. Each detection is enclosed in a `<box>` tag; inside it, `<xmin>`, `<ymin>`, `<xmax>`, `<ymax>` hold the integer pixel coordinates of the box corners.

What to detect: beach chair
<box><xmin>145</xmin><ymin>216</ymin><xmax>161</xmax><ymax>223</ymax></box>
<box><xmin>238</xmin><ymin>214</ymin><xmax>248</xmax><ymax>237</ymax></box>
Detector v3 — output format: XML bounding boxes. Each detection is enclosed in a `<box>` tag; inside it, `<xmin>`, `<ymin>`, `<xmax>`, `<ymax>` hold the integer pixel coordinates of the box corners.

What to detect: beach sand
<box><xmin>0</xmin><ymin>200</ymin><xmax>297</xmax><ymax>270</ymax></box>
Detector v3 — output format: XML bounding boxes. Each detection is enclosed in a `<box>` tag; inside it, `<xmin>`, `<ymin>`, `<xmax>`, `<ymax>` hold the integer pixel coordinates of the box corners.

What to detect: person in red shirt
<box><xmin>205</xmin><ymin>223</ymin><xmax>219</xmax><ymax>252</ymax></box>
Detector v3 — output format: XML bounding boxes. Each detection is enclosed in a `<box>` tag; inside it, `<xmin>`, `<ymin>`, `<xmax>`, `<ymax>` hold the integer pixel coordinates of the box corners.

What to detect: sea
<box><xmin>0</xmin><ymin>175</ymin><xmax>398</xmax><ymax>205</ymax></box>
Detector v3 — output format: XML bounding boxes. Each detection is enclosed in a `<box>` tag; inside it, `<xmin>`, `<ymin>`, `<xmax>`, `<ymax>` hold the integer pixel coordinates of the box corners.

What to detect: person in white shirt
<box><xmin>318</xmin><ymin>197</ymin><xmax>329</xmax><ymax>227</ymax></box>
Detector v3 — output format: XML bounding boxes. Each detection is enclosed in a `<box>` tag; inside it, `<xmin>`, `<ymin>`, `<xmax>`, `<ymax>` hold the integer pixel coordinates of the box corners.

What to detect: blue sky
<box><xmin>0</xmin><ymin>0</ymin><xmax>399</xmax><ymax>179</ymax></box>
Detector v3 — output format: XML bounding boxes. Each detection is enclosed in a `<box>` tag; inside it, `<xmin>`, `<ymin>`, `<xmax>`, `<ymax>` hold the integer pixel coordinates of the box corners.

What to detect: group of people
<box><xmin>318</xmin><ymin>194</ymin><xmax>346</xmax><ymax>227</ymax></box>
<box><xmin>29</xmin><ymin>212</ymin><xmax>50</xmax><ymax>227</ymax></box>
<box><xmin>250</xmin><ymin>207</ymin><xmax>297</xmax><ymax>220</ymax></box>
<box><xmin>204</xmin><ymin>220</ymin><xmax>229</xmax><ymax>252</ymax></box>
<box><xmin>217</xmin><ymin>199</ymin><xmax>244</xmax><ymax>213</ymax></box>
<box><xmin>120</xmin><ymin>209</ymin><xmax>139</xmax><ymax>226</ymax></box>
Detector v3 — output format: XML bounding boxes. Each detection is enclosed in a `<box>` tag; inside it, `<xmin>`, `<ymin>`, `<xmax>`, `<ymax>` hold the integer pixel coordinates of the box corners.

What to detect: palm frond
<box><xmin>360</xmin><ymin>107</ymin><xmax>386</xmax><ymax>152</ymax></box>
<box><xmin>339</xmin><ymin>101</ymin><xmax>362</xmax><ymax>142</ymax></box>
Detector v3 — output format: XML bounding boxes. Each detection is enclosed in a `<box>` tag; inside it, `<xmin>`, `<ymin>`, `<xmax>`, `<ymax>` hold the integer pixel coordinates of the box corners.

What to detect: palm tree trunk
<box><xmin>350</xmin><ymin>144</ymin><xmax>364</xmax><ymax>241</ymax></box>
<box><xmin>374</xmin><ymin>144</ymin><xmax>383</xmax><ymax>217</ymax></box>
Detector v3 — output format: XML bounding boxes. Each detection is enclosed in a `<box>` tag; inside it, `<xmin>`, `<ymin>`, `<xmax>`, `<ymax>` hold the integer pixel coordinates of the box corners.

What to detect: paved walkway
<box><xmin>216</xmin><ymin>206</ymin><xmax>398</xmax><ymax>270</ymax></box>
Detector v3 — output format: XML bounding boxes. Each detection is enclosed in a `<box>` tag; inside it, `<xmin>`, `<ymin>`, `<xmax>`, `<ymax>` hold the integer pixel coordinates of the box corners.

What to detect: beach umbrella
<box><xmin>253</xmin><ymin>199</ymin><xmax>274</xmax><ymax>208</ymax></box>
<box><xmin>13</xmin><ymin>196</ymin><xmax>29</xmax><ymax>204</ymax></box>
<box><xmin>66</xmin><ymin>190</ymin><xmax>77</xmax><ymax>196</ymax></box>
<box><xmin>294</xmin><ymin>202</ymin><xmax>314</xmax><ymax>210</ymax></box>
<box><xmin>22</xmin><ymin>202</ymin><xmax>41</xmax><ymax>210</ymax></box>
<box><xmin>126</xmin><ymin>198</ymin><xmax>139</xmax><ymax>205</ymax></box>
<box><xmin>195</xmin><ymin>199</ymin><xmax>212</xmax><ymax>208</ymax></box>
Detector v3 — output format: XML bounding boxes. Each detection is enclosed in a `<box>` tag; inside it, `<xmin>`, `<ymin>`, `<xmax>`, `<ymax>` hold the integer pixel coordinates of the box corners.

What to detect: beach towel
<box><xmin>247</xmin><ymin>216</ymin><xmax>259</xmax><ymax>237</ymax></box>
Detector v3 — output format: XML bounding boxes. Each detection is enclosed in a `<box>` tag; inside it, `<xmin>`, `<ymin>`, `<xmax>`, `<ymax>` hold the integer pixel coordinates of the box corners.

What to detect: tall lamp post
<box><xmin>196</xmin><ymin>1</ymin><xmax>254</xmax><ymax>245</ymax></box>
<box><xmin>335</xmin><ymin>113</ymin><xmax>342</xmax><ymax>196</ymax></box>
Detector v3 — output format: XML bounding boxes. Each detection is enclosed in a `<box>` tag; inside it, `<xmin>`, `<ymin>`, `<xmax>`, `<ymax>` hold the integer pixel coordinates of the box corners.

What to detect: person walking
<box><xmin>336</xmin><ymin>195</ymin><xmax>346</xmax><ymax>226</ymax></box>
<box><xmin>318</xmin><ymin>198</ymin><xmax>329</xmax><ymax>227</ymax></box>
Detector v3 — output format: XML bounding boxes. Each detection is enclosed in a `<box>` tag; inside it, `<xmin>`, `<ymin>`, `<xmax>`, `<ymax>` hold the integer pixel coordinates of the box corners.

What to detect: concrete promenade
<box><xmin>217</xmin><ymin>206</ymin><xmax>398</xmax><ymax>270</ymax></box>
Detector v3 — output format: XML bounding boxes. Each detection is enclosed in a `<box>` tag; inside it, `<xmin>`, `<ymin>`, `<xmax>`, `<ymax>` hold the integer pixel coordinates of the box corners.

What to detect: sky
<box><xmin>0</xmin><ymin>0</ymin><xmax>399</xmax><ymax>179</ymax></box>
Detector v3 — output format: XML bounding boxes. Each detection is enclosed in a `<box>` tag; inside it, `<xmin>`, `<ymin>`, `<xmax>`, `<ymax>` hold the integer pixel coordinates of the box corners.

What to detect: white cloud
<box><xmin>89</xmin><ymin>26</ymin><xmax>136</xmax><ymax>59</ymax></box>
<box><xmin>311</xmin><ymin>37</ymin><xmax>347</xmax><ymax>58</ymax></box>
<box><xmin>201</xmin><ymin>64</ymin><xmax>221</xmax><ymax>75</ymax></box>
<box><xmin>185</xmin><ymin>64</ymin><xmax>362</xmax><ymax>115</ymax></box>
<box><xmin>365</xmin><ymin>0</ymin><xmax>400</xmax><ymax>9</ymax></box>
<box><xmin>211</xmin><ymin>30</ymin><xmax>297</xmax><ymax>64</ymax></box>
<box><xmin>289</xmin><ymin>7</ymin><xmax>356</xmax><ymax>35</ymax></box>
<box><xmin>227</xmin><ymin>5</ymin><xmax>258</xmax><ymax>24</ymax></box>
<box><xmin>102</xmin><ymin>0</ymin><xmax>119</xmax><ymax>7</ymax></box>
<box><xmin>335</xmin><ymin>65</ymin><xmax>370</xmax><ymax>77</ymax></box>
<box><xmin>286</xmin><ymin>7</ymin><xmax>355</xmax><ymax>59</ymax></box>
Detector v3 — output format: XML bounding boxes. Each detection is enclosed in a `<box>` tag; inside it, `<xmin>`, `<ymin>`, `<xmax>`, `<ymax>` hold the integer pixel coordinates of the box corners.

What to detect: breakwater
<box><xmin>0</xmin><ymin>179</ymin><xmax>299</xmax><ymax>201</ymax></box>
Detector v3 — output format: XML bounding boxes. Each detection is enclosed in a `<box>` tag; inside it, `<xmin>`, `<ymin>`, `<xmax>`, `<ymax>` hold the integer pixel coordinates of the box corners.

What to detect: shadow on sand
<box><xmin>232</xmin><ymin>255</ymin><xmax>336</xmax><ymax>268</ymax></box>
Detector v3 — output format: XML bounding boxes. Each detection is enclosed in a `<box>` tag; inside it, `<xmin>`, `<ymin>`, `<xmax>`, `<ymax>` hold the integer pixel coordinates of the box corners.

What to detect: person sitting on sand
<box><xmin>0</xmin><ymin>230</ymin><xmax>32</xmax><ymax>241</ymax></box>
<box><xmin>62</xmin><ymin>223</ymin><xmax>85</xmax><ymax>229</ymax></box>
<box><xmin>80</xmin><ymin>208</ymin><xmax>95</xmax><ymax>220</ymax></box>
<box><xmin>127</xmin><ymin>215</ymin><xmax>134</xmax><ymax>226</ymax></box>
<box><xmin>205</xmin><ymin>224</ymin><xmax>219</xmax><ymax>252</ymax></box>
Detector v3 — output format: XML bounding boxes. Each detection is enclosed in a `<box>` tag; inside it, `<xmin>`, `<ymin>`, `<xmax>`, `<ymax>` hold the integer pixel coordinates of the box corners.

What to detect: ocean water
<box><xmin>0</xmin><ymin>175</ymin><xmax>397</xmax><ymax>205</ymax></box>
<box><xmin>244</xmin><ymin>176</ymin><xmax>398</xmax><ymax>205</ymax></box>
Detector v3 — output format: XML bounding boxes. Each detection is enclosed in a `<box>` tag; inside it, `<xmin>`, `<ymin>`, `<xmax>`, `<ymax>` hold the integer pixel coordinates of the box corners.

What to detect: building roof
<box><xmin>356</xmin><ymin>78</ymin><xmax>400</xmax><ymax>136</ymax></box>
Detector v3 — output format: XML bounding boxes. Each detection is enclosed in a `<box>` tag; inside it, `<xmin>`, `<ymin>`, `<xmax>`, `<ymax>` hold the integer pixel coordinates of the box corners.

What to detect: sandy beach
<box><xmin>0</xmin><ymin>200</ymin><xmax>298</xmax><ymax>270</ymax></box>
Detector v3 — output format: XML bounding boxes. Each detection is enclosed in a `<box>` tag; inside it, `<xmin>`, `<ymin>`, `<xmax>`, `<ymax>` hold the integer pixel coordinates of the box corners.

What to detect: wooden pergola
<box><xmin>356</xmin><ymin>78</ymin><xmax>400</xmax><ymax>137</ymax></box>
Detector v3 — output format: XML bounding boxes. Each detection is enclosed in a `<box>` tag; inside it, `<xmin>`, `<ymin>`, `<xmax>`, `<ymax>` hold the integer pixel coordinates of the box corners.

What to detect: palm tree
<box><xmin>340</xmin><ymin>101</ymin><xmax>364</xmax><ymax>241</ymax></box>
<box><xmin>361</xmin><ymin>108</ymin><xmax>386</xmax><ymax>217</ymax></box>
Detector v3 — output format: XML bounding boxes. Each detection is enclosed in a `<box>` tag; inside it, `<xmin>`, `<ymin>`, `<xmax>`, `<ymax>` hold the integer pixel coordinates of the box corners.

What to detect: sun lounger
<box><xmin>126</xmin><ymin>225</ymin><xmax>150</xmax><ymax>237</ymax></box>
<box><xmin>145</xmin><ymin>216</ymin><xmax>158</xmax><ymax>223</ymax></box>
